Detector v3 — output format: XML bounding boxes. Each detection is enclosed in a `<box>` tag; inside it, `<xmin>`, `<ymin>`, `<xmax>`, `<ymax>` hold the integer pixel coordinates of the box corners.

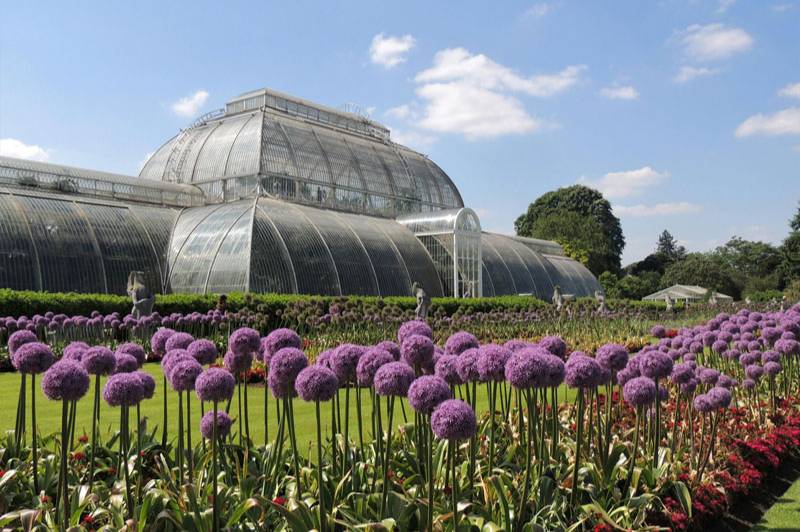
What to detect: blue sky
<box><xmin>1</xmin><ymin>0</ymin><xmax>798</xmax><ymax>265</ymax></box>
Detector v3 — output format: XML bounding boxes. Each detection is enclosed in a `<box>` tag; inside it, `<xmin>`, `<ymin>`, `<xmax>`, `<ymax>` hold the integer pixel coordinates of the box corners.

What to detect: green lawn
<box><xmin>753</xmin><ymin>477</ymin><xmax>800</xmax><ymax>531</ymax></box>
<box><xmin>2</xmin><ymin>364</ymin><xmax>576</xmax><ymax>452</ymax></box>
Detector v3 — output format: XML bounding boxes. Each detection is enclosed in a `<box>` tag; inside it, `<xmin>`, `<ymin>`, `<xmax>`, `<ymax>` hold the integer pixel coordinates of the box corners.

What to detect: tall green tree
<box><xmin>514</xmin><ymin>185</ymin><xmax>625</xmax><ymax>275</ymax></box>
<box><xmin>779</xmin><ymin>204</ymin><xmax>800</xmax><ymax>284</ymax></box>
<box><xmin>714</xmin><ymin>237</ymin><xmax>782</xmax><ymax>292</ymax></box>
<box><xmin>656</xmin><ymin>230</ymin><xmax>686</xmax><ymax>261</ymax></box>
<box><xmin>661</xmin><ymin>253</ymin><xmax>740</xmax><ymax>300</ymax></box>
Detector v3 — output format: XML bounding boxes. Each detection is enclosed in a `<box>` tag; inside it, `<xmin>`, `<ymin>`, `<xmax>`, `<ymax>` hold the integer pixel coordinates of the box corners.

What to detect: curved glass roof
<box><xmin>0</xmin><ymin>186</ymin><xmax>176</xmax><ymax>294</ymax></box>
<box><xmin>168</xmin><ymin>197</ymin><xmax>443</xmax><ymax>297</ymax></box>
<box><xmin>140</xmin><ymin>88</ymin><xmax>463</xmax><ymax>218</ymax></box>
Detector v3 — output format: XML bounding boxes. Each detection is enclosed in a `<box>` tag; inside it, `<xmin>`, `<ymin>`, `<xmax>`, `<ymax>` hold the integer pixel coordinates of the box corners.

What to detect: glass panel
<box><xmin>207</xmin><ymin>208</ymin><xmax>253</xmax><ymax>293</ymax></box>
<box><xmin>480</xmin><ymin>234</ymin><xmax>517</xmax><ymax>296</ymax></box>
<box><xmin>0</xmin><ymin>192</ymin><xmax>38</xmax><ymax>290</ymax></box>
<box><xmin>224</xmin><ymin>113</ymin><xmax>262</xmax><ymax>177</ymax></box>
<box><xmin>250</xmin><ymin>208</ymin><xmax>297</xmax><ymax>293</ymax></box>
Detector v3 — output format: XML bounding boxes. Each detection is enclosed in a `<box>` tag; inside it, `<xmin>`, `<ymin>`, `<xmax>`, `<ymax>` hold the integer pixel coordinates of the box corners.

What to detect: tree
<box><xmin>790</xmin><ymin>202</ymin><xmax>800</xmax><ymax>232</ymax></box>
<box><xmin>661</xmin><ymin>253</ymin><xmax>741</xmax><ymax>300</ymax></box>
<box><xmin>515</xmin><ymin>185</ymin><xmax>625</xmax><ymax>275</ymax></box>
<box><xmin>714</xmin><ymin>237</ymin><xmax>782</xmax><ymax>293</ymax></box>
<box><xmin>656</xmin><ymin>230</ymin><xmax>686</xmax><ymax>261</ymax></box>
<box><xmin>779</xmin><ymin>232</ymin><xmax>800</xmax><ymax>283</ymax></box>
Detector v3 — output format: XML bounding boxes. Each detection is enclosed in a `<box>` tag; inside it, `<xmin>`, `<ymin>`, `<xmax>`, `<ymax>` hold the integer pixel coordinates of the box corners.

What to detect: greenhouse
<box><xmin>0</xmin><ymin>87</ymin><xmax>600</xmax><ymax>300</ymax></box>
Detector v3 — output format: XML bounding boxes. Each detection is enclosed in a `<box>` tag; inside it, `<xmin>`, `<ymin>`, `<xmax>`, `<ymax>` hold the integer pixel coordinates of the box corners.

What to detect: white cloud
<box><xmin>735</xmin><ymin>107</ymin><xmax>800</xmax><ymax>137</ymax></box>
<box><xmin>416</xmin><ymin>48</ymin><xmax>585</xmax><ymax>97</ymax></box>
<box><xmin>523</xmin><ymin>2</ymin><xmax>553</xmax><ymax>19</ymax></box>
<box><xmin>716</xmin><ymin>0</ymin><xmax>735</xmax><ymax>14</ymax></box>
<box><xmin>779</xmin><ymin>82</ymin><xmax>800</xmax><ymax>99</ymax></box>
<box><xmin>678</xmin><ymin>23</ymin><xmax>753</xmax><ymax>61</ymax></box>
<box><xmin>772</xmin><ymin>3</ymin><xmax>793</xmax><ymax>12</ymax></box>
<box><xmin>389</xmin><ymin>128</ymin><xmax>437</xmax><ymax>150</ymax></box>
<box><xmin>385</xmin><ymin>104</ymin><xmax>414</xmax><ymax>120</ymax></box>
<box><xmin>673</xmin><ymin>66</ymin><xmax>720</xmax><ymax>83</ymax></box>
<box><xmin>599</xmin><ymin>85</ymin><xmax>639</xmax><ymax>100</ymax></box>
<box><xmin>579</xmin><ymin>166</ymin><xmax>669</xmax><ymax>199</ymax></box>
<box><xmin>614</xmin><ymin>202</ymin><xmax>702</xmax><ymax>217</ymax></box>
<box><xmin>171</xmin><ymin>90</ymin><xmax>209</xmax><ymax>117</ymax></box>
<box><xmin>369</xmin><ymin>33</ymin><xmax>416</xmax><ymax>68</ymax></box>
<box><xmin>0</xmin><ymin>138</ymin><xmax>50</xmax><ymax>162</ymax></box>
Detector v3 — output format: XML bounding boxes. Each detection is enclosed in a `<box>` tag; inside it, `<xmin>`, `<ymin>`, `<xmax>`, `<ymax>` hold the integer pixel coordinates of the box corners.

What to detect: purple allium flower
<box><xmin>408</xmin><ymin>376</ymin><xmax>451</xmax><ymax>414</ymax></box>
<box><xmin>114</xmin><ymin>353</ymin><xmax>139</xmax><ymax>374</ymax></box>
<box><xmin>445</xmin><ymin>331</ymin><xmax>479</xmax><ymax>357</ymax></box>
<box><xmin>504</xmin><ymin>339</ymin><xmax>531</xmax><ymax>352</ymax></box>
<box><xmin>764</xmin><ymin>361</ymin><xmax>782</xmax><ymax>377</ymax></box>
<box><xmin>188</xmin><ymin>339</ymin><xmax>218</xmax><ymax>365</ymax></box>
<box><xmin>357</xmin><ymin>348</ymin><xmax>394</xmax><ymax>387</ymax></box>
<box><xmin>681</xmin><ymin>378</ymin><xmax>698</xmax><ymax>396</ymax></box>
<box><xmin>331</xmin><ymin>344</ymin><xmax>365</xmax><ymax>384</ymax></box>
<box><xmin>504</xmin><ymin>347</ymin><xmax>548</xmax><ymax>389</ymax></box>
<box><xmin>455</xmin><ymin>348</ymin><xmax>480</xmax><ymax>383</ymax></box>
<box><xmin>397</xmin><ymin>320</ymin><xmax>432</xmax><ymax>345</ymax></box>
<box><xmin>134</xmin><ymin>371</ymin><xmax>156</xmax><ymax>399</ymax></box>
<box><xmin>651</xmin><ymin>325</ymin><xmax>666</xmax><ymax>339</ymax></box>
<box><xmin>739</xmin><ymin>352</ymin><xmax>758</xmax><ymax>367</ymax></box>
<box><xmin>776</xmin><ymin>339</ymin><xmax>799</xmax><ymax>356</ymax></box>
<box><xmin>228</xmin><ymin>327</ymin><xmax>261</xmax><ymax>357</ymax></box>
<box><xmin>693</xmin><ymin>394</ymin><xmax>714</xmax><ymax>412</ymax></box>
<box><xmin>401</xmin><ymin>335</ymin><xmax>435</xmax><ymax>369</ymax></box>
<box><xmin>161</xmin><ymin>349</ymin><xmax>191</xmax><ymax>376</ymax></box>
<box><xmin>698</xmin><ymin>367</ymin><xmax>720</xmax><ymax>386</ymax></box>
<box><xmin>261</xmin><ymin>328</ymin><xmax>301</xmax><ymax>361</ymax></box>
<box><xmin>431</xmin><ymin>399</ymin><xmax>477</xmax><ymax>440</ymax></box>
<box><xmin>103</xmin><ymin>373</ymin><xmax>144</xmax><ymax>406</ymax></box>
<box><xmin>745</xmin><ymin>364</ymin><xmax>764</xmax><ymax>381</ymax></box>
<box><xmin>475</xmin><ymin>344</ymin><xmax>511</xmax><ymax>382</ymax></box>
<box><xmin>8</xmin><ymin>330</ymin><xmax>37</xmax><ymax>356</ymax></box>
<box><xmin>196</xmin><ymin>368</ymin><xmax>236</xmax><ymax>403</ymax></box>
<box><xmin>150</xmin><ymin>328</ymin><xmax>176</xmax><ymax>356</ymax></box>
<box><xmin>435</xmin><ymin>354</ymin><xmax>462</xmax><ymax>386</ymax></box>
<box><xmin>41</xmin><ymin>360</ymin><xmax>90</xmax><ymax>401</ymax></box>
<box><xmin>595</xmin><ymin>343</ymin><xmax>629</xmax><ymax>373</ymax></box>
<box><xmin>165</xmin><ymin>332</ymin><xmax>194</xmax><ymax>353</ymax></box>
<box><xmin>538</xmin><ymin>336</ymin><xmax>567</xmax><ymax>359</ymax></box>
<box><xmin>316</xmin><ymin>349</ymin><xmax>333</xmax><ymax>369</ymax></box>
<box><xmin>542</xmin><ymin>354</ymin><xmax>566</xmax><ymax>387</ymax></box>
<box><xmin>708</xmin><ymin>386</ymin><xmax>732</xmax><ymax>409</ymax></box>
<box><xmin>375</xmin><ymin>340</ymin><xmax>401</xmax><ymax>361</ymax></box>
<box><xmin>761</xmin><ymin>350</ymin><xmax>781</xmax><ymax>364</ymax></box>
<box><xmin>622</xmin><ymin>376</ymin><xmax>657</xmax><ymax>407</ymax></box>
<box><xmin>761</xmin><ymin>327</ymin><xmax>781</xmax><ymax>345</ymax></box>
<box><xmin>13</xmin><ymin>342</ymin><xmax>55</xmax><ymax>374</ymax></box>
<box><xmin>200</xmin><ymin>410</ymin><xmax>233</xmax><ymax>440</ymax></box>
<box><xmin>170</xmin><ymin>358</ymin><xmax>203</xmax><ymax>391</ymax></box>
<box><xmin>295</xmin><ymin>365</ymin><xmax>339</xmax><ymax>402</ymax></box>
<box><xmin>82</xmin><ymin>346</ymin><xmax>116</xmax><ymax>376</ymax></box>
<box><xmin>116</xmin><ymin>343</ymin><xmax>145</xmax><ymax>367</ymax></box>
<box><xmin>742</xmin><ymin>378</ymin><xmax>756</xmax><ymax>390</ymax></box>
<box><xmin>711</xmin><ymin>340</ymin><xmax>728</xmax><ymax>354</ymax></box>
<box><xmin>373</xmin><ymin>362</ymin><xmax>415</xmax><ymax>397</ymax></box>
<box><xmin>63</xmin><ymin>341</ymin><xmax>90</xmax><ymax>362</ymax></box>
<box><xmin>564</xmin><ymin>352</ymin><xmax>602</xmax><ymax>389</ymax></box>
<box><xmin>223</xmin><ymin>350</ymin><xmax>253</xmax><ymax>376</ymax></box>
<box><xmin>639</xmin><ymin>351</ymin><xmax>673</xmax><ymax>380</ymax></box>
<box><xmin>268</xmin><ymin>347</ymin><xmax>308</xmax><ymax>398</ymax></box>
<box><xmin>689</xmin><ymin>342</ymin><xmax>703</xmax><ymax>354</ymax></box>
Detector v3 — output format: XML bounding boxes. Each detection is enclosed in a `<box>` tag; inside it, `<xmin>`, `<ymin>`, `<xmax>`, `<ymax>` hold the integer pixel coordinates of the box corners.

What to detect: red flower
<box><xmin>78</xmin><ymin>434</ymin><xmax>89</xmax><ymax>443</ymax></box>
<box><xmin>0</xmin><ymin>470</ymin><xmax>5</xmax><ymax>479</ymax></box>
<box><xmin>82</xmin><ymin>515</ymin><xmax>94</xmax><ymax>524</ymax></box>
<box><xmin>443</xmin><ymin>486</ymin><xmax>452</xmax><ymax>496</ymax></box>
<box><xmin>273</xmin><ymin>496</ymin><xmax>287</xmax><ymax>506</ymax></box>
<box><xmin>593</xmin><ymin>525</ymin><xmax>613</xmax><ymax>532</ymax></box>
<box><xmin>40</xmin><ymin>494</ymin><xmax>51</xmax><ymax>504</ymax></box>
<box><xmin>71</xmin><ymin>451</ymin><xmax>86</xmax><ymax>462</ymax></box>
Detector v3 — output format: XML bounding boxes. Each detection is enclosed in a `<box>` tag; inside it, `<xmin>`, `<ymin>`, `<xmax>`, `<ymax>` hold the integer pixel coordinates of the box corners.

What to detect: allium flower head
<box><xmin>739</xmin><ymin>352</ymin><xmax>758</xmax><ymax>367</ymax></box>
<box><xmin>623</xmin><ymin>376</ymin><xmax>657</xmax><ymax>407</ymax></box>
<box><xmin>316</xmin><ymin>349</ymin><xmax>333</xmax><ymax>369</ymax></box>
<box><xmin>711</xmin><ymin>340</ymin><xmax>728</xmax><ymax>354</ymax></box>
<box><xmin>595</xmin><ymin>343</ymin><xmax>629</xmax><ymax>372</ymax></box>
<box><xmin>373</xmin><ymin>361</ymin><xmax>415</xmax><ymax>397</ymax></box>
<box><xmin>455</xmin><ymin>348</ymin><xmax>480</xmax><ymax>383</ymax></box>
<box><xmin>82</xmin><ymin>346</ymin><xmax>116</xmax><ymax>376</ymax></box>
<box><xmin>542</xmin><ymin>354</ymin><xmax>566</xmax><ymax>387</ymax></box>
<box><xmin>170</xmin><ymin>358</ymin><xmax>203</xmax><ymax>391</ymax></box>
<box><xmin>261</xmin><ymin>328</ymin><xmax>301</xmax><ymax>360</ymax></box>
<box><xmin>188</xmin><ymin>339</ymin><xmax>218</xmax><ymax>365</ymax></box>
<box><xmin>698</xmin><ymin>367</ymin><xmax>720</xmax><ymax>386</ymax></box>
<box><xmin>41</xmin><ymin>360</ymin><xmax>90</xmax><ymax>401</ymax></box>
<box><xmin>116</xmin><ymin>343</ymin><xmax>145</xmax><ymax>367</ymax></box>
<box><xmin>268</xmin><ymin>347</ymin><xmax>308</xmax><ymax>398</ymax></box>
<box><xmin>435</xmin><ymin>354</ymin><xmax>462</xmax><ymax>385</ymax></box>
<box><xmin>150</xmin><ymin>328</ymin><xmax>175</xmax><ymax>356</ymax></box>
<box><xmin>357</xmin><ymin>348</ymin><xmax>394</xmax><ymax>387</ymax></box>
<box><xmin>114</xmin><ymin>353</ymin><xmax>139</xmax><ymax>374</ymax></box>
<box><xmin>745</xmin><ymin>364</ymin><xmax>764</xmax><ymax>381</ymax></box>
<box><xmin>295</xmin><ymin>365</ymin><xmax>339</xmax><ymax>402</ymax></box>
<box><xmin>134</xmin><ymin>371</ymin><xmax>156</xmax><ymax>399</ymax></box>
<box><xmin>764</xmin><ymin>361</ymin><xmax>782</xmax><ymax>377</ymax></box>
<box><xmin>504</xmin><ymin>347</ymin><xmax>549</xmax><ymax>389</ymax></box>
<box><xmin>103</xmin><ymin>373</ymin><xmax>144</xmax><ymax>406</ymax></box>
<box><xmin>761</xmin><ymin>350</ymin><xmax>781</xmax><ymax>364</ymax></box>
<box><xmin>564</xmin><ymin>352</ymin><xmax>602</xmax><ymax>389</ymax></box>
<box><xmin>742</xmin><ymin>378</ymin><xmax>756</xmax><ymax>390</ymax></box>
<box><xmin>504</xmin><ymin>339</ymin><xmax>531</xmax><ymax>352</ymax></box>
<box><xmin>431</xmin><ymin>399</ymin><xmax>477</xmax><ymax>440</ymax></box>
<box><xmin>397</xmin><ymin>320</ymin><xmax>432</xmax><ymax>345</ymax></box>
<box><xmin>476</xmin><ymin>344</ymin><xmax>512</xmax><ymax>382</ymax></box>
<box><xmin>229</xmin><ymin>327</ymin><xmax>261</xmax><ymax>357</ymax></box>
<box><xmin>224</xmin><ymin>350</ymin><xmax>253</xmax><ymax>376</ymax></box>
<box><xmin>165</xmin><ymin>332</ymin><xmax>194</xmax><ymax>352</ymax></box>
<box><xmin>444</xmin><ymin>331</ymin><xmax>479</xmax><ymax>357</ymax></box>
<box><xmin>161</xmin><ymin>349</ymin><xmax>191</xmax><ymax>376</ymax></box>
<box><xmin>196</xmin><ymin>368</ymin><xmax>236</xmax><ymax>403</ymax></box>
<box><xmin>650</xmin><ymin>325</ymin><xmax>666</xmax><ymax>339</ymax></box>
<box><xmin>63</xmin><ymin>341</ymin><xmax>90</xmax><ymax>362</ymax></box>
<box><xmin>375</xmin><ymin>340</ymin><xmax>401</xmax><ymax>361</ymax></box>
<box><xmin>401</xmin><ymin>334</ymin><xmax>435</xmax><ymax>369</ymax></box>
<box><xmin>708</xmin><ymin>386</ymin><xmax>732</xmax><ymax>409</ymax></box>
<box><xmin>716</xmin><ymin>374</ymin><xmax>736</xmax><ymax>389</ymax></box>
<box><xmin>408</xmin><ymin>376</ymin><xmax>451</xmax><ymax>414</ymax></box>
<box><xmin>693</xmin><ymin>394</ymin><xmax>714</xmax><ymax>413</ymax></box>
<box><xmin>639</xmin><ymin>351</ymin><xmax>673</xmax><ymax>380</ymax></box>
<box><xmin>200</xmin><ymin>410</ymin><xmax>233</xmax><ymax>440</ymax></box>
<box><xmin>538</xmin><ymin>336</ymin><xmax>567</xmax><ymax>359</ymax></box>
<box><xmin>8</xmin><ymin>330</ymin><xmax>38</xmax><ymax>356</ymax></box>
<box><xmin>776</xmin><ymin>338</ymin><xmax>799</xmax><ymax>356</ymax></box>
<box><xmin>13</xmin><ymin>342</ymin><xmax>55</xmax><ymax>374</ymax></box>
<box><xmin>681</xmin><ymin>378</ymin><xmax>698</xmax><ymax>396</ymax></box>
<box><xmin>331</xmin><ymin>344</ymin><xmax>365</xmax><ymax>384</ymax></box>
